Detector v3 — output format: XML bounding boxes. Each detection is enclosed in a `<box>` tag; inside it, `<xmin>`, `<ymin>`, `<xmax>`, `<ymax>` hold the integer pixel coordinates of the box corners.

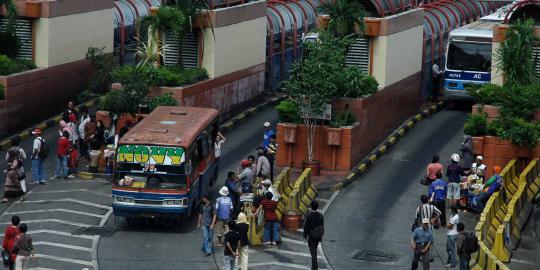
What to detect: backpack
<box><xmin>37</xmin><ymin>138</ymin><xmax>49</xmax><ymax>160</ymax></box>
<box><xmin>463</xmin><ymin>232</ymin><xmax>479</xmax><ymax>253</ymax></box>
<box><xmin>309</xmin><ymin>225</ymin><xmax>325</xmax><ymax>242</ymax></box>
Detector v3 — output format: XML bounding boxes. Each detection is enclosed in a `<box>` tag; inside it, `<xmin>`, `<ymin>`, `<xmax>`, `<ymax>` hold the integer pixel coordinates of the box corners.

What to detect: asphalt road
<box><xmin>323</xmin><ymin>108</ymin><xmax>468</xmax><ymax>270</ymax></box>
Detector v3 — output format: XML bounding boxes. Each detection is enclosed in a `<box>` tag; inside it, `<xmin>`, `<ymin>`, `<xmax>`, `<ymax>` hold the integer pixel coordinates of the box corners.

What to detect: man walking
<box><xmin>428</xmin><ymin>171</ymin><xmax>447</xmax><ymax>227</ymax></box>
<box><xmin>215</xmin><ymin>187</ymin><xmax>234</xmax><ymax>247</ymax></box>
<box><xmin>455</xmin><ymin>223</ymin><xmax>470</xmax><ymax>270</ymax></box>
<box><xmin>414</xmin><ymin>195</ymin><xmax>442</xmax><ymax>230</ymax></box>
<box><xmin>304</xmin><ymin>201</ymin><xmax>324</xmax><ymax>270</ymax></box>
<box><xmin>446</xmin><ymin>206</ymin><xmax>459</xmax><ymax>268</ymax></box>
<box><xmin>197</xmin><ymin>195</ymin><xmax>216</xmax><ymax>256</ymax></box>
<box><xmin>30</xmin><ymin>129</ymin><xmax>46</xmax><ymax>184</ymax></box>
<box><xmin>411</xmin><ymin>218</ymin><xmax>433</xmax><ymax>270</ymax></box>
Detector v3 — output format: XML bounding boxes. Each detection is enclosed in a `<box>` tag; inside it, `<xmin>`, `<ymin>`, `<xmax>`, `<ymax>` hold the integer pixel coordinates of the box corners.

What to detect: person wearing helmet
<box><xmin>447</xmin><ymin>154</ymin><xmax>463</xmax><ymax>207</ymax></box>
<box><xmin>476</xmin><ymin>166</ymin><xmax>503</xmax><ymax>213</ymax></box>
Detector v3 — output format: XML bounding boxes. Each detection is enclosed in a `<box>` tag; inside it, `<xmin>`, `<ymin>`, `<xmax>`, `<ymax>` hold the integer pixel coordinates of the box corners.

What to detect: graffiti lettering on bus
<box><xmin>117</xmin><ymin>145</ymin><xmax>185</xmax><ymax>165</ymax></box>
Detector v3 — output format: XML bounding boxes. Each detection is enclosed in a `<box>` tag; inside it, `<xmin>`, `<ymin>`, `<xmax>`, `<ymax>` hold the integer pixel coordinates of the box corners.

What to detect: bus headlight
<box><xmin>113</xmin><ymin>196</ymin><xmax>134</xmax><ymax>203</ymax></box>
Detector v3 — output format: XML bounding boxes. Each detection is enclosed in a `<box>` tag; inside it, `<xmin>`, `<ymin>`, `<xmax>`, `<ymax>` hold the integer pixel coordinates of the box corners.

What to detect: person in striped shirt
<box><xmin>415</xmin><ymin>195</ymin><xmax>442</xmax><ymax>231</ymax></box>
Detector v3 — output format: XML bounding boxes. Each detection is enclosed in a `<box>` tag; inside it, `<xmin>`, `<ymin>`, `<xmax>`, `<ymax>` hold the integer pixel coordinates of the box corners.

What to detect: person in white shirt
<box><xmin>214</xmin><ymin>132</ymin><xmax>226</xmax><ymax>159</ymax></box>
<box><xmin>446</xmin><ymin>206</ymin><xmax>460</xmax><ymax>268</ymax></box>
<box><xmin>78</xmin><ymin>112</ymin><xmax>91</xmax><ymax>159</ymax></box>
<box><xmin>432</xmin><ymin>63</ymin><xmax>444</xmax><ymax>101</ymax></box>
<box><xmin>30</xmin><ymin>128</ymin><xmax>46</xmax><ymax>184</ymax></box>
<box><xmin>259</xmin><ymin>179</ymin><xmax>280</xmax><ymax>201</ymax></box>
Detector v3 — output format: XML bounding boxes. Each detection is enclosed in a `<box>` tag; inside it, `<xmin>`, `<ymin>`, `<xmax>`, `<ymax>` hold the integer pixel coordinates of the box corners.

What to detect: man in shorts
<box><xmin>215</xmin><ymin>186</ymin><xmax>233</xmax><ymax>247</ymax></box>
<box><xmin>447</xmin><ymin>154</ymin><xmax>463</xmax><ymax>207</ymax></box>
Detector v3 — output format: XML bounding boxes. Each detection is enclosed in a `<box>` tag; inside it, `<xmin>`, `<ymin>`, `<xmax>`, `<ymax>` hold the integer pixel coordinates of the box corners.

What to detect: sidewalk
<box><xmin>507</xmin><ymin>201</ymin><xmax>540</xmax><ymax>269</ymax></box>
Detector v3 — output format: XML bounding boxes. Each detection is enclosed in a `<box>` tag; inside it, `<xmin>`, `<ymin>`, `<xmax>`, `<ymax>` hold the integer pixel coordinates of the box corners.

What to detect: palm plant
<box><xmin>319</xmin><ymin>0</ymin><xmax>366</xmax><ymax>38</ymax></box>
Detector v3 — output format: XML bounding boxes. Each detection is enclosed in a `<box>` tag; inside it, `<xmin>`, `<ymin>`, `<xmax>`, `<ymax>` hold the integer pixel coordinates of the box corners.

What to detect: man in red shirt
<box><xmin>56</xmin><ymin>131</ymin><xmax>71</xmax><ymax>179</ymax></box>
<box><xmin>2</xmin><ymin>215</ymin><xmax>20</xmax><ymax>270</ymax></box>
<box><xmin>255</xmin><ymin>192</ymin><xmax>279</xmax><ymax>245</ymax></box>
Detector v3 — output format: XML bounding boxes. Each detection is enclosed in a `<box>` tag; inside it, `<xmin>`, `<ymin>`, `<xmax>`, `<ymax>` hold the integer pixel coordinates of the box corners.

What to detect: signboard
<box><xmin>301</xmin><ymin>104</ymin><xmax>332</xmax><ymax>120</ymax></box>
<box><xmin>117</xmin><ymin>145</ymin><xmax>185</xmax><ymax>166</ymax></box>
<box><xmin>444</xmin><ymin>71</ymin><xmax>491</xmax><ymax>82</ymax></box>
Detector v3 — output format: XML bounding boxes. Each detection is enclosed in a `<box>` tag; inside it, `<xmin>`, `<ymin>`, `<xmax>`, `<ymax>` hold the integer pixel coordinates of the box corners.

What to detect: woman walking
<box><xmin>236</xmin><ymin>213</ymin><xmax>249</xmax><ymax>270</ymax></box>
<box><xmin>2</xmin><ymin>150</ymin><xmax>23</xmax><ymax>202</ymax></box>
<box><xmin>14</xmin><ymin>223</ymin><xmax>35</xmax><ymax>270</ymax></box>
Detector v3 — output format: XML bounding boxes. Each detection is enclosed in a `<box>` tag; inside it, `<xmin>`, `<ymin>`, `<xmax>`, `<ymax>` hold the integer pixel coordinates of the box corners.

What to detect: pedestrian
<box><xmin>214</xmin><ymin>132</ymin><xmax>226</xmax><ymax>160</ymax></box>
<box><xmin>84</xmin><ymin>116</ymin><xmax>96</xmax><ymax>154</ymax></box>
<box><xmin>414</xmin><ymin>195</ymin><xmax>442</xmax><ymax>231</ymax></box>
<box><xmin>56</xmin><ymin>131</ymin><xmax>70</xmax><ymax>179</ymax></box>
<box><xmin>67</xmin><ymin>113</ymin><xmax>79</xmax><ymax>145</ymax></box>
<box><xmin>30</xmin><ymin>128</ymin><xmax>46</xmax><ymax>184</ymax></box>
<box><xmin>428</xmin><ymin>171</ymin><xmax>447</xmax><ymax>227</ymax></box>
<box><xmin>247</xmin><ymin>155</ymin><xmax>257</xmax><ymax>182</ymax></box>
<box><xmin>255</xmin><ymin>192</ymin><xmax>279</xmax><ymax>245</ymax></box>
<box><xmin>78</xmin><ymin>111</ymin><xmax>90</xmax><ymax>159</ymax></box>
<box><xmin>266</xmin><ymin>135</ymin><xmax>278</xmax><ymax>181</ymax></box>
<box><xmin>103</xmin><ymin>144</ymin><xmax>115</xmax><ymax>174</ymax></box>
<box><xmin>304</xmin><ymin>201</ymin><xmax>324</xmax><ymax>270</ymax></box>
<box><xmin>471</xmin><ymin>156</ymin><xmax>486</xmax><ymax>182</ymax></box>
<box><xmin>259</xmin><ymin>179</ymin><xmax>280</xmax><ymax>201</ymax></box>
<box><xmin>236</xmin><ymin>213</ymin><xmax>249</xmax><ymax>270</ymax></box>
<box><xmin>225</xmin><ymin>171</ymin><xmax>240</xmax><ymax>210</ymax></box>
<box><xmin>476</xmin><ymin>165</ymin><xmax>502</xmax><ymax>213</ymax></box>
<box><xmin>431</xmin><ymin>63</ymin><xmax>444</xmax><ymax>101</ymax></box>
<box><xmin>215</xmin><ymin>186</ymin><xmax>234</xmax><ymax>247</ymax></box>
<box><xmin>198</xmin><ymin>195</ymin><xmax>216</xmax><ymax>257</ymax></box>
<box><xmin>255</xmin><ymin>148</ymin><xmax>270</xmax><ymax>182</ymax></box>
<box><xmin>447</xmin><ymin>154</ymin><xmax>463</xmax><ymax>207</ymax></box>
<box><xmin>460</xmin><ymin>135</ymin><xmax>474</xmax><ymax>173</ymax></box>
<box><xmin>14</xmin><ymin>223</ymin><xmax>35</xmax><ymax>270</ymax></box>
<box><xmin>237</xmin><ymin>160</ymin><xmax>254</xmax><ymax>194</ymax></box>
<box><xmin>262</xmin><ymin>122</ymin><xmax>274</xmax><ymax>150</ymax></box>
<box><xmin>59</xmin><ymin>120</ymin><xmax>74</xmax><ymax>142</ymax></box>
<box><xmin>223</xmin><ymin>221</ymin><xmax>240</xmax><ymax>270</ymax></box>
<box><xmin>445</xmin><ymin>206</ymin><xmax>459</xmax><ymax>268</ymax></box>
<box><xmin>6</xmin><ymin>139</ymin><xmax>27</xmax><ymax>197</ymax></box>
<box><xmin>455</xmin><ymin>223</ymin><xmax>470</xmax><ymax>270</ymax></box>
<box><xmin>90</xmin><ymin>120</ymin><xmax>105</xmax><ymax>150</ymax></box>
<box><xmin>2</xmin><ymin>149</ymin><xmax>23</xmax><ymax>203</ymax></box>
<box><xmin>2</xmin><ymin>215</ymin><xmax>20</xmax><ymax>270</ymax></box>
<box><xmin>411</xmin><ymin>218</ymin><xmax>434</xmax><ymax>270</ymax></box>
<box><xmin>68</xmin><ymin>143</ymin><xmax>78</xmax><ymax>178</ymax></box>
<box><xmin>425</xmin><ymin>155</ymin><xmax>443</xmax><ymax>185</ymax></box>
<box><xmin>62</xmin><ymin>101</ymin><xmax>78</xmax><ymax>122</ymax></box>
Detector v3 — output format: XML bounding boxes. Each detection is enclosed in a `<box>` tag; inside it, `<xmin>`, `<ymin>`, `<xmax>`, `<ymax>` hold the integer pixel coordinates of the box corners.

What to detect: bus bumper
<box><xmin>444</xmin><ymin>88</ymin><xmax>474</xmax><ymax>101</ymax></box>
<box><xmin>113</xmin><ymin>204</ymin><xmax>188</xmax><ymax>218</ymax></box>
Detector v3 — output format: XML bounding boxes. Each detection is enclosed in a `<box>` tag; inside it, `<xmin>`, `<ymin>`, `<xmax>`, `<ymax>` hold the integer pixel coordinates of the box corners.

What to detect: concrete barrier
<box><xmin>286</xmin><ymin>168</ymin><xmax>317</xmax><ymax>215</ymax></box>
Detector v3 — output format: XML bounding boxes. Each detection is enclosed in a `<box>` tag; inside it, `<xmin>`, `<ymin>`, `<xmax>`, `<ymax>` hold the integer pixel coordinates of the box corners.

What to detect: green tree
<box><xmin>319</xmin><ymin>0</ymin><xmax>365</xmax><ymax>38</ymax></box>
<box><xmin>0</xmin><ymin>0</ymin><xmax>20</xmax><ymax>57</ymax></box>
<box><xmin>149</xmin><ymin>92</ymin><xmax>179</xmax><ymax>111</ymax></box>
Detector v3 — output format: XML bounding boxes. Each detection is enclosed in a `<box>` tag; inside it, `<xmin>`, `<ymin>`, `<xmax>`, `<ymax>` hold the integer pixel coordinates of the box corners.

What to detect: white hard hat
<box><xmin>477</xmin><ymin>155</ymin><xmax>483</xmax><ymax>160</ymax></box>
<box><xmin>262</xmin><ymin>179</ymin><xmax>272</xmax><ymax>185</ymax></box>
<box><xmin>451</xmin><ymin>153</ymin><xmax>460</xmax><ymax>162</ymax></box>
<box><xmin>264</xmin><ymin>122</ymin><xmax>271</xmax><ymax>127</ymax></box>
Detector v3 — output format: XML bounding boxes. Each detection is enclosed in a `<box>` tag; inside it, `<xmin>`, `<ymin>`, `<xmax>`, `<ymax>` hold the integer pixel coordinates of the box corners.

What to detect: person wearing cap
<box><xmin>447</xmin><ymin>154</ymin><xmax>463</xmax><ymax>207</ymax></box>
<box><xmin>30</xmin><ymin>128</ymin><xmax>46</xmax><ymax>184</ymax></box>
<box><xmin>259</xmin><ymin>179</ymin><xmax>280</xmax><ymax>201</ymax></box>
<box><xmin>411</xmin><ymin>218</ymin><xmax>434</xmax><ymax>270</ymax></box>
<box><xmin>262</xmin><ymin>122</ymin><xmax>274</xmax><ymax>150</ymax></box>
<box><xmin>476</xmin><ymin>165</ymin><xmax>503</xmax><ymax>213</ymax></box>
<box><xmin>215</xmin><ymin>186</ymin><xmax>233</xmax><ymax>247</ymax></box>
<box><xmin>237</xmin><ymin>160</ymin><xmax>254</xmax><ymax>194</ymax></box>
<box><xmin>236</xmin><ymin>213</ymin><xmax>250</xmax><ymax>270</ymax></box>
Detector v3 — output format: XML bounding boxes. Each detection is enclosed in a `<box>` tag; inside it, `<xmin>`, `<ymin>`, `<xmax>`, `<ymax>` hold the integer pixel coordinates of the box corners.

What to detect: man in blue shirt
<box><xmin>411</xmin><ymin>218</ymin><xmax>434</xmax><ymax>270</ymax></box>
<box><xmin>262</xmin><ymin>122</ymin><xmax>274</xmax><ymax>149</ymax></box>
<box><xmin>224</xmin><ymin>171</ymin><xmax>240</xmax><ymax>210</ymax></box>
<box><xmin>428</xmin><ymin>171</ymin><xmax>448</xmax><ymax>227</ymax></box>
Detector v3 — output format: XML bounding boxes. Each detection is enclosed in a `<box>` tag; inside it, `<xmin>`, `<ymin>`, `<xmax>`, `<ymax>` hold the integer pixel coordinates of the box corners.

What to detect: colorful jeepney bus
<box><xmin>112</xmin><ymin>106</ymin><xmax>219</xmax><ymax>223</ymax></box>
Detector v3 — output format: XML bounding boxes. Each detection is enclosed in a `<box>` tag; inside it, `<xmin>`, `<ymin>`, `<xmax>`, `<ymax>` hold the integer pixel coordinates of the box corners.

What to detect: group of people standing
<box><xmin>2</xmin><ymin>215</ymin><xmax>35</xmax><ymax>270</ymax></box>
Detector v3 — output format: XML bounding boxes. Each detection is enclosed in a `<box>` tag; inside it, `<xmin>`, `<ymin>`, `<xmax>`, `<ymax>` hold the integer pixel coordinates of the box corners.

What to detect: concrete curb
<box><xmin>77</xmin><ymin>94</ymin><xmax>287</xmax><ymax>179</ymax></box>
<box><xmin>0</xmin><ymin>98</ymin><xmax>99</xmax><ymax>151</ymax></box>
<box><xmin>319</xmin><ymin>101</ymin><xmax>446</xmax><ymax>192</ymax></box>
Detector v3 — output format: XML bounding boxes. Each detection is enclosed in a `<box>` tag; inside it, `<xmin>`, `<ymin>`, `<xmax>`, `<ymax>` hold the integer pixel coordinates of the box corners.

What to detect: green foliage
<box><xmin>148</xmin><ymin>92</ymin><xmax>179</xmax><ymax>111</ymax></box>
<box><xmin>497</xmin><ymin>84</ymin><xmax>540</xmax><ymax>120</ymax></box>
<box><xmin>0</xmin><ymin>83</ymin><xmax>4</xmax><ymax>100</ymax></box>
<box><xmin>275</xmin><ymin>100</ymin><xmax>301</xmax><ymax>124</ymax></box>
<box><xmin>495</xmin><ymin>18</ymin><xmax>539</xmax><ymax>86</ymax></box>
<box><xmin>319</xmin><ymin>0</ymin><xmax>365</xmax><ymax>38</ymax></box>
<box><xmin>112</xmin><ymin>65</ymin><xmax>207</xmax><ymax>87</ymax></box>
<box><xmin>167</xmin><ymin>0</ymin><xmax>209</xmax><ymax>31</ymax></box>
<box><xmin>495</xmin><ymin>117</ymin><xmax>540</xmax><ymax>147</ymax></box>
<box><xmin>463</xmin><ymin>113</ymin><xmax>488</xmax><ymax>136</ymax></box>
<box><xmin>337</xmin><ymin>66</ymin><xmax>378</xmax><ymax>98</ymax></box>
<box><xmin>467</xmin><ymin>83</ymin><xmax>503</xmax><ymax>105</ymax></box>
<box><xmin>141</xmin><ymin>6</ymin><xmax>186</xmax><ymax>38</ymax></box>
<box><xmin>330</xmin><ymin>110</ymin><xmax>357</xmax><ymax>128</ymax></box>
<box><xmin>77</xmin><ymin>90</ymin><xmax>99</xmax><ymax>103</ymax></box>
<box><xmin>86</xmin><ymin>47</ymin><xmax>114</xmax><ymax>94</ymax></box>
<box><xmin>0</xmin><ymin>0</ymin><xmax>20</xmax><ymax>57</ymax></box>
<box><xmin>99</xmin><ymin>90</ymin><xmax>131</xmax><ymax>115</ymax></box>
<box><xmin>0</xmin><ymin>55</ymin><xmax>36</xmax><ymax>75</ymax></box>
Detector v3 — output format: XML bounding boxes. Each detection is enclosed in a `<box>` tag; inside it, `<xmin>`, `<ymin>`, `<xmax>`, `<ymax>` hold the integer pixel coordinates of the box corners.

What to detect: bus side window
<box><xmin>200</xmin><ymin>134</ymin><xmax>209</xmax><ymax>158</ymax></box>
<box><xmin>191</xmin><ymin>145</ymin><xmax>200</xmax><ymax>170</ymax></box>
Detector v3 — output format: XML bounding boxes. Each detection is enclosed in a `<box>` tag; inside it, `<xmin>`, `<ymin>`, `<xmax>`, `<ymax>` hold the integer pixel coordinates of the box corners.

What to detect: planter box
<box><xmin>326</xmin><ymin>127</ymin><xmax>342</xmax><ymax>146</ymax></box>
<box><xmin>282</xmin><ymin>124</ymin><xmax>298</xmax><ymax>144</ymax></box>
<box><xmin>472</xmin><ymin>104</ymin><xmax>540</xmax><ymax>122</ymax></box>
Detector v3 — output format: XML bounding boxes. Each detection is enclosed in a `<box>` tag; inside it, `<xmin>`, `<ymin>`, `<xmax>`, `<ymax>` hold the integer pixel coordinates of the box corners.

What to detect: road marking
<box><xmin>511</xmin><ymin>259</ymin><xmax>535</xmax><ymax>265</ymax></box>
<box><xmin>317</xmin><ymin>198</ymin><xmax>328</xmax><ymax>202</ymax></box>
<box><xmin>254</xmin><ymin>248</ymin><xmax>323</xmax><ymax>258</ymax></box>
<box><xmin>36</xmin><ymin>254</ymin><xmax>93</xmax><ymax>267</ymax></box>
<box><xmin>27</xmin><ymin>267</ymin><xmax>58</xmax><ymax>270</ymax></box>
<box><xmin>318</xmin><ymin>245</ymin><xmax>332</xmax><ymax>270</ymax></box>
<box><xmin>33</xmin><ymin>241</ymin><xmax>92</xmax><ymax>252</ymax></box>
<box><xmin>6</xmin><ymin>209</ymin><xmax>104</xmax><ymax>218</ymax></box>
<box><xmin>0</xmin><ymin>219</ymin><xmax>92</xmax><ymax>227</ymax></box>
<box><xmin>18</xmin><ymin>198</ymin><xmax>112</xmax><ymax>210</ymax></box>
<box><xmin>92</xmin><ymin>209</ymin><xmax>113</xmax><ymax>270</ymax></box>
<box><xmin>34</xmin><ymin>189</ymin><xmax>111</xmax><ymax>198</ymax></box>
<box><xmin>281</xmin><ymin>237</ymin><xmax>307</xmax><ymax>246</ymax></box>
<box><xmin>28</xmin><ymin>229</ymin><xmax>93</xmax><ymax>240</ymax></box>
<box><xmin>322</xmin><ymin>191</ymin><xmax>339</xmax><ymax>215</ymax></box>
<box><xmin>249</xmin><ymin>261</ymin><xmax>327</xmax><ymax>270</ymax></box>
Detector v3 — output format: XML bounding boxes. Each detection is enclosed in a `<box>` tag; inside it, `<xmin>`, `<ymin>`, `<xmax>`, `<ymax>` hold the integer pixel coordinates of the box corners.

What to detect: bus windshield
<box><xmin>446</xmin><ymin>41</ymin><xmax>492</xmax><ymax>72</ymax></box>
<box><xmin>114</xmin><ymin>171</ymin><xmax>187</xmax><ymax>190</ymax></box>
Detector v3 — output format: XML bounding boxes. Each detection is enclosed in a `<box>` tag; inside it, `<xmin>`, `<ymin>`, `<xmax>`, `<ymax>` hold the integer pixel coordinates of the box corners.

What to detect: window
<box><xmin>114</xmin><ymin>173</ymin><xmax>187</xmax><ymax>190</ymax></box>
<box><xmin>447</xmin><ymin>41</ymin><xmax>492</xmax><ymax>72</ymax></box>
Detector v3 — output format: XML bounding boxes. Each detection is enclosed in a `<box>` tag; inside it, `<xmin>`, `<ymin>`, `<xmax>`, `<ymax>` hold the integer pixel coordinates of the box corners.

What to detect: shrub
<box><xmin>463</xmin><ymin>113</ymin><xmax>488</xmax><ymax>136</ymax></box>
<box><xmin>498</xmin><ymin>84</ymin><xmax>540</xmax><ymax>120</ymax></box>
<box><xmin>495</xmin><ymin>117</ymin><xmax>540</xmax><ymax>147</ymax></box>
<box><xmin>467</xmin><ymin>83</ymin><xmax>504</xmax><ymax>105</ymax></box>
<box><xmin>0</xmin><ymin>55</ymin><xmax>36</xmax><ymax>75</ymax></box>
<box><xmin>86</xmin><ymin>47</ymin><xmax>114</xmax><ymax>94</ymax></box>
<box><xmin>275</xmin><ymin>100</ymin><xmax>301</xmax><ymax>123</ymax></box>
<box><xmin>329</xmin><ymin>111</ymin><xmax>357</xmax><ymax>127</ymax></box>
<box><xmin>99</xmin><ymin>90</ymin><xmax>131</xmax><ymax>115</ymax></box>
<box><xmin>338</xmin><ymin>66</ymin><xmax>378</xmax><ymax>98</ymax></box>
<box><xmin>0</xmin><ymin>84</ymin><xmax>4</xmax><ymax>100</ymax></box>
<box><xmin>112</xmin><ymin>65</ymin><xmax>208</xmax><ymax>87</ymax></box>
<box><xmin>149</xmin><ymin>92</ymin><xmax>179</xmax><ymax>111</ymax></box>
<box><xmin>77</xmin><ymin>90</ymin><xmax>99</xmax><ymax>103</ymax></box>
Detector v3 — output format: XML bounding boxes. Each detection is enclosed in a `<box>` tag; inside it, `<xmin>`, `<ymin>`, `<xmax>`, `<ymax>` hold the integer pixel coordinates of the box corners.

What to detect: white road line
<box><xmin>249</xmin><ymin>261</ymin><xmax>327</xmax><ymax>270</ymax></box>
<box><xmin>254</xmin><ymin>248</ymin><xmax>323</xmax><ymax>258</ymax></box>
<box><xmin>34</xmin><ymin>189</ymin><xmax>111</xmax><ymax>198</ymax></box>
<box><xmin>511</xmin><ymin>259</ymin><xmax>535</xmax><ymax>265</ymax></box>
<box><xmin>281</xmin><ymin>237</ymin><xmax>307</xmax><ymax>246</ymax></box>
<box><xmin>35</xmin><ymin>254</ymin><xmax>93</xmax><ymax>267</ymax></box>
<box><xmin>0</xmin><ymin>219</ymin><xmax>93</xmax><ymax>227</ymax></box>
<box><xmin>27</xmin><ymin>267</ymin><xmax>58</xmax><ymax>270</ymax></box>
<box><xmin>321</xmin><ymin>190</ymin><xmax>339</xmax><ymax>215</ymax></box>
<box><xmin>18</xmin><ymin>198</ymin><xmax>111</xmax><ymax>210</ymax></box>
<box><xmin>92</xmin><ymin>209</ymin><xmax>113</xmax><ymax>270</ymax></box>
<box><xmin>320</xmin><ymin>190</ymin><xmax>339</xmax><ymax>270</ymax></box>
<box><xmin>317</xmin><ymin>198</ymin><xmax>328</xmax><ymax>202</ymax></box>
<box><xmin>33</xmin><ymin>241</ymin><xmax>92</xmax><ymax>252</ymax></box>
<box><xmin>28</xmin><ymin>229</ymin><xmax>94</xmax><ymax>240</ymax></box>
<box><xmin>6</xmin><ymin>209</ymin><xmax>104</xmax><ymax>218</ymax></box>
